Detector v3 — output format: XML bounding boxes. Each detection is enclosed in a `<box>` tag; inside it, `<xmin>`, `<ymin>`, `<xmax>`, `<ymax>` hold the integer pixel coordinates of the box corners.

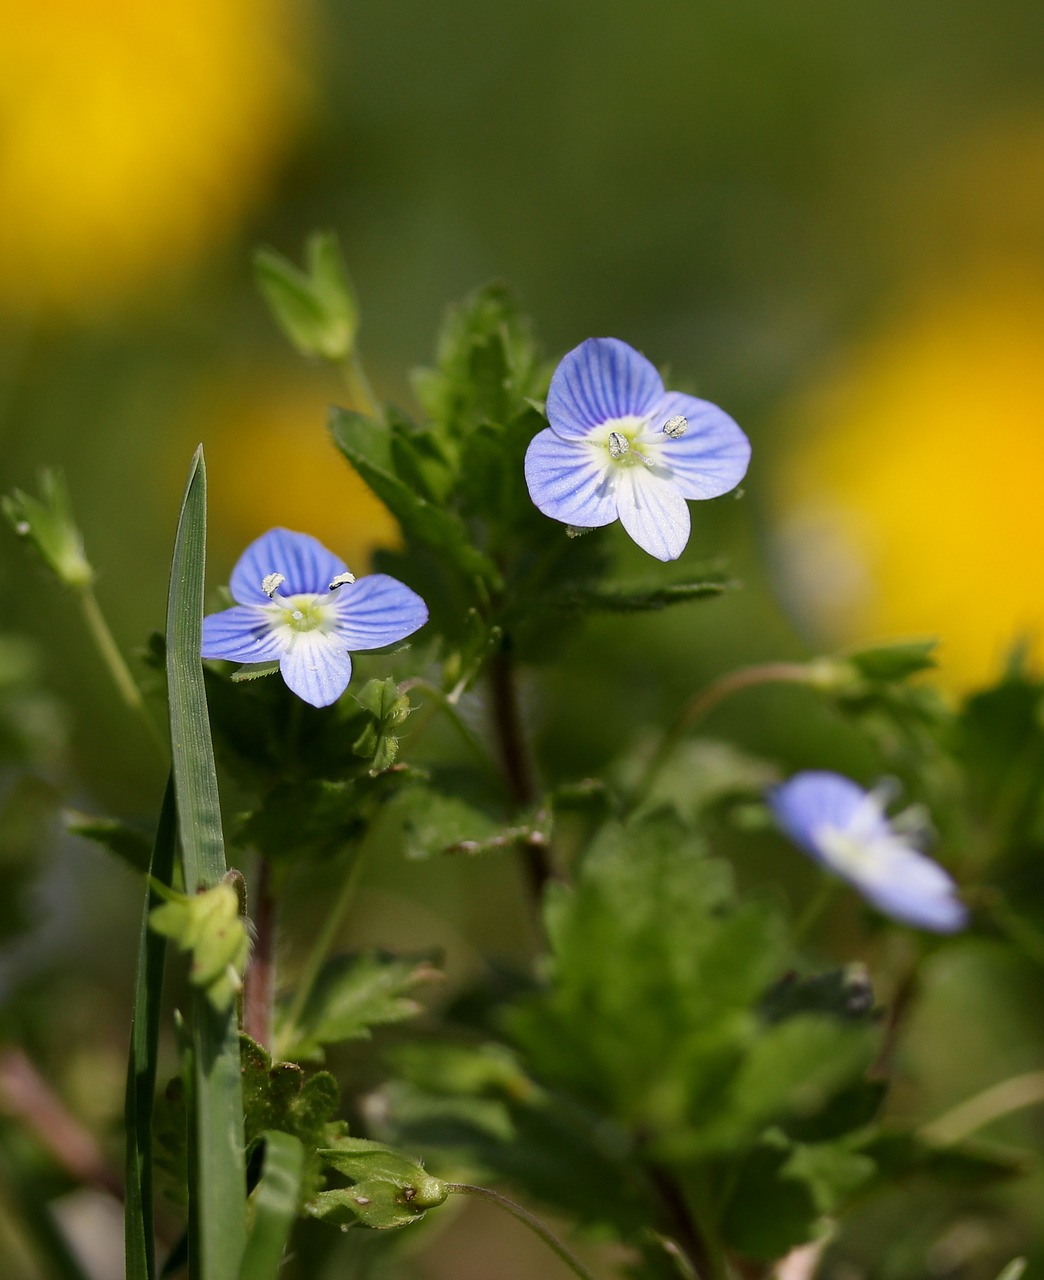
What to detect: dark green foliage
<box><xmin>277</xmin><ymin>951</ymin><xmax>442</xmax><ymax>1061</ymax></box>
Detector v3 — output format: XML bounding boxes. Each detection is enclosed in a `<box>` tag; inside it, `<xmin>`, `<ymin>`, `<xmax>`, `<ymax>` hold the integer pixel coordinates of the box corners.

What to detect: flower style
<box><xmin>524</xmin><ymin>337</ymin><xmax>751</xmax><ymax>561</ymax></box>
<box><xmin>768</xmin><ymin>771</ymin><xmax>967</xmax><ymax>933</ymax></box>
<box><xmin>201</xmin><ymin>528</ymin><xmax>427</xmax><ymax>708</ymax></box>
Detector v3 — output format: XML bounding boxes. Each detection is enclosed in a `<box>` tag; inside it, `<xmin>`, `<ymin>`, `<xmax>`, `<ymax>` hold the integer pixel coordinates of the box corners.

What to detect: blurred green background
<box><xmin>2</xmin><ymin>1</ymin><xmax>1044</xmax><ymax>1277</ymax></box>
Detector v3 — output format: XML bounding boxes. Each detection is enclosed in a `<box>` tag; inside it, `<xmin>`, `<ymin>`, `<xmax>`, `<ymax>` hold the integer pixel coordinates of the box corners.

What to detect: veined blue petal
<box><xmin>546</xmin><ymin>338</ymin><xmax>663</xmax><ymax>440</ymax></box>
<box><xmin>230</xmin><ymin>527</ymin><xmax>348</xmax><ymax>604</ymax></box>
<box><xmin>201</xmin><ymin>605</ymin><xmax>284</xmax><ymax>663</ymax></box>
<box><xmin>524</xmin><ymin>429</ymin><xmax>618</xmax><ymax>528</ymax></box>
<box><xmin>280</xmin><ymin>631</ymin><xmax>353</xmax><ymax>707</ymax></box>
<box><xmin>652</xmin><ymin>392</ymin><xmax>752</xmax><ymax>500</ymax></box>
<box><xmin>615</xmin><ymin>463</ymin><xmax>691</xmax><ymax>561</ymax></box>
<box><xmin>334</xmin><ymin>574</ymin><xmax>429</xmax><ymax>651</ymax></box>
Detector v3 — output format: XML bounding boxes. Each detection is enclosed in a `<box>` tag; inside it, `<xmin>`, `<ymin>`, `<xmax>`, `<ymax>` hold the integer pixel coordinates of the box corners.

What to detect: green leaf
<box><xmin>278</xmin><ymin>951</ymin><xmax>442</xmax><ymax>1061</ymax></box>
<box><xmin>312</xmin><ymin>1137</ymin><xmax>447</xmax><ymax>1227</ymax></box>
<box><xmin>413</xmin><ymin>283</ymin><xmax>546</xmax><ymax>438</ymax></box>
<box><xmin>843</xmin><ymin>638</ymin><xmax>939</xmax><ymax>681</ymax></box>
<box><xmin>390</xmin><ymin>785</ymin><xmax>542</xmax><ymax>859</ymax></box>
<box><xmin>699</xmin><ymin>1015</ymin><xmax>880</xmax><ymax>1153</ymax></box>
<box><xmin>254</xmin><ymin>231</ymin><xmax>358</xmax><ymax>362</ymax></box>
<box><xmin>125</xmin><ymin>775</ymin><xmax>177</xmax><ymax>1280</ymax></box>
<box><xmin>150</xmin><ymin>880</ymin><xmax>251</xmax><ymax>1013</ymax></box>
<box><xmin>236</xmin><ymin>1131</ymin><xmax>305</xmax><ymax>1280</ymax></box>
<box><xmin>543</xmin><ymin>577</ymin><xmax>732</xmax><ymax>614</ymax></box>
<box><xmin>239</xmin><ymin>1037</ymin><xmax>341</xmax><ymax>1208</ymax></box>
<box><xmin>166</xmin><ymin>447</ymin><xmax>247</xmax><ymax>1278</ymax></box>
<box><xmin>330</xmin><ymin>406</ymin><xmax>501</xmax><ymax>588</ymax></box>
<box><xmin>720</xmin><ymin>1139</ymin><xmax>820</xmax><ymax>1259</ymax></box>
<box><xmin>351</xmin><ymin>676</ymin><xmax>413</xmax><ymax>772</ymax></box>
<box><xmin>2</xmin><ymin>469</ymin><xmax>93</xmax><ymax>589</ymax></box>
<box><xmin>508</xmin><ymin>815</ymin><xmax>787</xmax><ymax>1142</ymax></box>
<box><xmin>65</xmin><ymin>808</ymin><xmax>154</xmax><ymax>875</ymax></box>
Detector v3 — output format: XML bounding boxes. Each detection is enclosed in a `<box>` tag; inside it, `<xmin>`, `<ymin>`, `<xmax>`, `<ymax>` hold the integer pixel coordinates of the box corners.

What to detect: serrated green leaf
<box><xmin>544</xmin><ymin>577</ymin><xmax>731</xmax><ymax>614</ymax></box>
<box><xmin>277</xmin><ymin>951</ymin><xmax>442</xmax><ymax>1061</ymax></box>
<box><xmin>310</xmin><ymin>1175</ymin><xmax>444</xmax><ymax>1230</ymax></box>
<box><xmin>239</xmin><ymin>1037</ymin><xmax>342</xmax><ymax>1208</ymax></box>
<box><xmin>330</xmin><ymin>407</ymin><xmax>501</xmax><ymax>588</ymax></box>
<box><xmin>720</xmin><ymin>1139</ymin><xmax>820</xmax><ymax>1260</ymax></box>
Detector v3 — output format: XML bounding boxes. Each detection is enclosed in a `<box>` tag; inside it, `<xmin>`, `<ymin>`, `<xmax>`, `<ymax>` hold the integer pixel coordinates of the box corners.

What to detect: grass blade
<box><xmin>166</xmin><ymin>447</ymin><xmax>247</xmax><ymax>1279</ymax></box>
<box><xmin>124</xmin><ymin>774</ymin><xmax>177</xmax><ymax>1280</ymax></box>
<box><xmin>236</xmin><ymin>1132</ymin><xmax>305</xmax><ymax>1280</ymax></box>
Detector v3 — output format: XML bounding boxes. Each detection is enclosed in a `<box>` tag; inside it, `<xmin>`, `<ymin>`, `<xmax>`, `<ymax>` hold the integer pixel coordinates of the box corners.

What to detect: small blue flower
<box><xmin>769</xmin><ymin>771</ymin><xmax>967</xmax><ymax>933</ymax></box>
<box><xmin>201</xmin><ymin>528</ymin><xmax>427</xmax><ymax>708</ymax></box>
<box><xmin>524</xmin><ymin>337</ymin><xmax>751</xmax><ymax>561</ymax></box>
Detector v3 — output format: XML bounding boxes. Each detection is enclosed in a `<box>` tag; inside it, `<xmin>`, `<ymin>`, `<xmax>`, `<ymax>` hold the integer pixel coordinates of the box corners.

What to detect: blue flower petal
<box><xmin>524</xmin><ymin>428</ymin><xmax>618</xmax><ymax>528</ymax></box>
<box><xmin>230</xmin><ymin>528</ymin><xmax>348</xmax><ymax>604</ymax></box>
<box><xmin>862</xmin><ymin>855</ymin><xmax>968</xmax><ymax>933</ymax></box>
<box><xmin>615</xmin><ymin>463</ymin><xmax>691</xmax><ymax>561</ymax></box>
<box><xmin>201</xmin><ymin>606</ymin><xmax>283</xmax><ymax>663</ymax></box>
<box><xmin>334</xmin><ymin>574</ymin><xmax>429</xmax><ymax>651</ymax></box>
<box><xmin>769</xmin><ymin>771</ymin><xmax>883</xmax><ymax>863</ymax></box>
<box><xmin>546</xmin><ymin>338</ymin><xmax>663</xmax><ymax>440</ymax></box>
<box><xmin>280</xmin><ymin>632</ymin><xmax>353</xmax><ymax>707</ymax></box>
<box><xmin>770</xmin><ymin>771</ymin><xmax>967</xmax><ymax>934</ymax></box>
<box><xmin>653</xmin><ymin>392</ymin><xmax>752</xmax><ymax>500</ymax></box>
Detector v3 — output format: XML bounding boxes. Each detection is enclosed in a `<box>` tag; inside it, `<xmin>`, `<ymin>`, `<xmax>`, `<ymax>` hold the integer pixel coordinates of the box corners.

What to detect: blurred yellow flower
<box><xmin>0</xmin><ymin>0</ymin><xmax>310</xmax><ymax>313</ymax></box>
<box><xmin>197</xmin><ymin>374</ymin><xmax>401</xmax><ymax>574</ymax></box>
<box><xmin>773</xmin><ymin>268</ymin><xmax>1044</xmax><ymax>690</ymax></box>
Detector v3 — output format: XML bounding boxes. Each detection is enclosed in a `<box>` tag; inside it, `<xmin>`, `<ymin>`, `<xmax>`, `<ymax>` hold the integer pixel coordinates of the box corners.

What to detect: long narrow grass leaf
<box><xmin>166</xmin><ymin>447</ymin><xmax>247</xmax><ymax>1280</ymax></box>
<box><xmin>124</xmin><ymin>773</ymin><xmax>177</xmax><ymax>1280</ymax></box>
<box><xmin>236</xmin><ymin>1132</ymin><xmax>305</xmax><ymax>1280</ymax></box>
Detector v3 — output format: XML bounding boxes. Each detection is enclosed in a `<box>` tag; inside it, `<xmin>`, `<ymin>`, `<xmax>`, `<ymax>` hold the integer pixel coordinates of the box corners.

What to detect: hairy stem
<box><xmin>445</xmin><ymin>1183</ymin><xmax>598</xmax><ymax>1280</ymax></box>
<box><xmin>79</xmin><ymin>585</ymin><xmax>166</xmax><ymax>759</ymax></box>
<box><xmin>488</xmin><ymin>648</ymin><xmax>555</xmax><ymax>901</ymax></box>
<box><xmin>341</xmin><ymin>350</ymin><xmax>383</xmax><ymax>423</ymax></box>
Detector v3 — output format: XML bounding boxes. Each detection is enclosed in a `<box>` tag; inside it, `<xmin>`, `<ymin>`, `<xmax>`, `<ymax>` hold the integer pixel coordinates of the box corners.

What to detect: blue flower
<box><xmin>524</xmin><ymin>337</ymin><xmax>751</xmax><ymax>561</ymax></box>
<box><xmin>201</xmin><ymin>528</ymin><xmax>428</xmax><ymax>708</ymax></box>
<box><xmin>769</xmin><ymin>771</ymin><xmax>967</xmax><ymax>933</ymax></box>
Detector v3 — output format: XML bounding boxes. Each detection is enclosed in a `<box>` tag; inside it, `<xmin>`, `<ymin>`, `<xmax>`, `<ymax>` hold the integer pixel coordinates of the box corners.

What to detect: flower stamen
<box><xmin>261</xmin><ymin>572</ymin><xmax>286</xmax><ymax>598</ymax></box>
<box><xmin>328</xmin><ymin>571</ymin><xmax>356</xmax><ymax>590</ymax></box>
<box><xmin>608</xmin><ymin>431</ymin><xmax>630</xmax><ymax>460</ymax></box>
<box><xmin>662</xmin><ymin>414</ymin><xmax>688</xmax><ymax>438</ymax></box>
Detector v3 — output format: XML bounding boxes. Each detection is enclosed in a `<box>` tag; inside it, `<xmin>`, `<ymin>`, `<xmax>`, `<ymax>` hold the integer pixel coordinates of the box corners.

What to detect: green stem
<box><xmin>444</xmin><ymin>1183</ymin><xmax>598</xmax><ymax>1280</ymax></box>
<box><xmin>275</xmin><ymin>842</ymin><xmax>370</xmax><ymax>1059</ymax></box>
<box><xmin>919</xmin><ymin>1070</ymin><xmax>1044</xmax><ymax>1147</ymax></box>
<box><xmin>399</xmin><ymin>677</ymin><xmax>501</xmax><ymax>784</ymax></box>
<box><xmin>341</xmin><ymin>350</ymin><xmax>383</xmax><ymax>423</ymax></box>
<box><xmin>79</xmin><ymin>584</ymin><xmax>166</xmax><ymax>759</ymax></box>
<box><xmin>634</xmin><ymin>662</ymin><xmax>814</xmax><ymax>801</ymax></box>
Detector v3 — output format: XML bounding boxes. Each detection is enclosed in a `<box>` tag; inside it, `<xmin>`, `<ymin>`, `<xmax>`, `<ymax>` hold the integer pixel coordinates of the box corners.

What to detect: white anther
<box><xmin>261</xmin><ymin>572</ymin><xmax>285</xmax><ymax>598</ymax></box>
<box><xmin>662</xmin><ymin>414</ymin><xmax>688</xmax><ymax>438</ymax></box>
<box><xmin>608</xmin><ymin>431</ymin><xmax>630</xmax><ymax>460</ymax></box>
<box><xmin>328</xmin><ymin>571</ymin><xmax>356</xmax><ymax>590</ymax></box>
